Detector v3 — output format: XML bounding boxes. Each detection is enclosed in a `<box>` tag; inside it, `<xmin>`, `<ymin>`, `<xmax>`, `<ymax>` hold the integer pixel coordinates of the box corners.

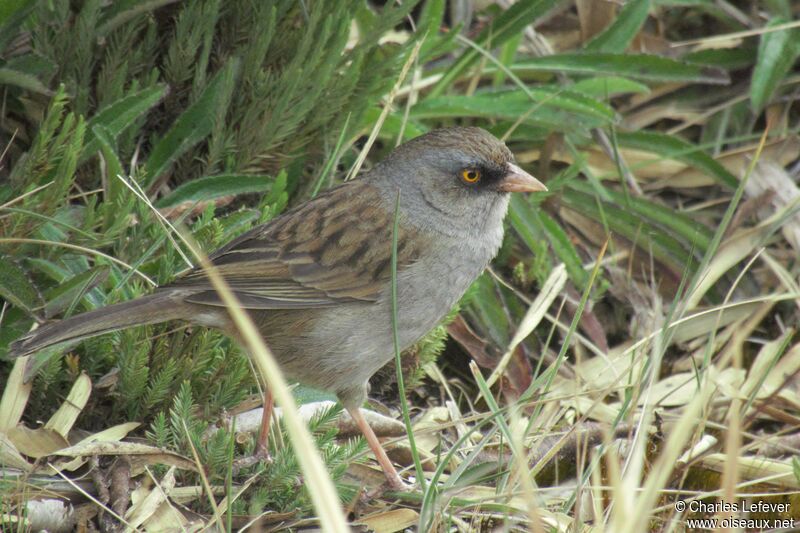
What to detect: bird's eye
<box><xmin>461</xmin><ymin>168</ymin><xmax>481</xmax><ymax>183</ymax></box>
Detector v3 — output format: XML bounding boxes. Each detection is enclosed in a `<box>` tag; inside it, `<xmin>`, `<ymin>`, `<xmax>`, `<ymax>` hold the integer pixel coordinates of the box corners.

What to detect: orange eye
<box><xmin>461</xmin><ymin>169</ymin><xmax>481</xmax><ymax>183</ymax></box>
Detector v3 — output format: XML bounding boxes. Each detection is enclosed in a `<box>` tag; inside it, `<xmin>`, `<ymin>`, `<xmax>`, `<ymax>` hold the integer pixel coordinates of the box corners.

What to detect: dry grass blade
<box><xmin>44</xmin><ymin>372</ymin><xmax>91</xmax><ymax>439</ymax></box>
<box><xmin>187</xmin><ymin>237</ymin><xmax>350</xmax><ymax>533</ymax></box>
<box><xmin>0</xmin><ymin>356</ymin><xmax>32</xmax><ymax>432</ymax></box>
<box><xmin>124</xmin><ymin>466</ymin><xmax>179</xmax><ymax>530</ymax></box>
<box><xmin>345</xmin><ymin>38</ymin><xmax>424</xmax><ymax>182</ymax></box>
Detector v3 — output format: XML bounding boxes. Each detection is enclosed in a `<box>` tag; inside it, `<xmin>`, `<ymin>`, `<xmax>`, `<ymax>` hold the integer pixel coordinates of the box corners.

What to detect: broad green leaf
<box><xmin>430</xmin><ymin>0</ymin><xmax>559</xmax><ymax>97</ymax></box>
<box><xmin>568</xmin><ymin>180</ymin><xmax>713</xmax><ymax>252</ymax></box>
<box><xmin>654</xmin><ymin>0</ymin><xmax>713</xmax><ymax>5</ymax></box>
<box><xmin>43</xmin><ymin>266</ymin><xmax>110</xmax><ymax>318</ymax></box>
<box><xmin>155</xmin><ymin>174</ymin><xmax>274</xmax><ymax>208</ymax></box>
<box><xmin>571</xmin><ymin>76</ymin><xmax>650</xmax><ymax>97</ymax></box>
<box><xmin>418</xmin><ymin>0</ymin><xmax>445</xmax><ymax>39</ymax></box>
<box><xmin>96</xmin><ymin>0</ymin><xmax>181</xmax><ymax>36</ymax></box>
<box><xmin>144</xmin><ymin>60</ymin><xmax>238</xmax><ymax>188</ymax></box>
<box><xmin>684</xmin><ymin>47</ymin><xmax>756</xmax><ymax>70</ymax></box>
<box><xmin>91</xmin><ymin>125</ymin><xmax>125</xmax><ymax>202</ymax></box>
<box><xmin>512</xmin><ymin>53</ymin><xmax>729</xmax><ymax>84</ymax></box>
<box><xmin>492</xmin><ymin>33</ymin><xmax>522</xmax><ymax>87</ymax></box>
<box><xmin>509</xmin><ymin>195</ymin><xmax>589</xmax><ymax>288</ymax></box>
<box><xmin>4</xmin><ymin>54</ymin><xmax>57</xmax><ymax>82</ymax></box>
<box><xmin>585</xmin><ymin>0</ymin><xmax>651</xmax><ymax>53</ymax></box>
<box><xmin>751</xmin><ymin>17</ymin><xmax>800</xmax><ymax>112</ymax></box>
<box><xmin>362</xmin><ymin>107</ymin><xmax>428</xmax><ymax>141</ymax></box>
<box><xmin>80</xmin><ymin>85</ymin><xmax>168</xmax><ymax>163</ymax></box>
<box><xmin>0</xmin><ymin>256</ymin><xmax>42</xmax><ymax>312</ymax></box>
<box><xmin>0</xmin><ymin>0</ymin><xmax>35</xmax><ymax>47</ymax></box>
<box><xmin>560</xmin><ymin>189</ymin><xmax>698</xmax><ymax>276</ymax></box>
<box><xmin>0</xmin><ymin>67</ymin><xmax>50</xmax><ymax>95</ymax></box>
<box><xmin>616</xmin><ymin>131</ymin><xmax>738</xmax><ymax>189</ymax></box>
<box><xmin>468</xmin><ymin>275</ymin><xmax>512</xmax><ymax>345</ymax></box>
<box><xmin>413</xmin><ymin>88</ymin><xmax>616</xmax><ymax>125</ymax></box>
<box><xmin>418</xmin><ymin>0</ymin><xmax>459</xmax><ymax>61</ymax></box>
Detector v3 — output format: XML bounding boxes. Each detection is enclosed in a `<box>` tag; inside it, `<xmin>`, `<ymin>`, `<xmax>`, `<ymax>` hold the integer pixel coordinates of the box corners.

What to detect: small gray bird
<box><xmin>10</xmin><ymin>127</ymin><xmax>547</xmax><ymax>489</ymax></box>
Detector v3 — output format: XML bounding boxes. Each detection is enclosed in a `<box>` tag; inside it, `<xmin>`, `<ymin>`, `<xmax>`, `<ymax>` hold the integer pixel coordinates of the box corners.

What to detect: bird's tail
<box><xmin>9</xmin><ymin>292</ymin><xmax>194</xmax><ymax>358</ymax></box>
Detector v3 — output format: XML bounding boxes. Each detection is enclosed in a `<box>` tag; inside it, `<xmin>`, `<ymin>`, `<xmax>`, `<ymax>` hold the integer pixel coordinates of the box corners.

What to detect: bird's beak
<box><xmin>499</xmin><ymin>162</ymin><xmax>548</xmax><ymax>193</ymax></box>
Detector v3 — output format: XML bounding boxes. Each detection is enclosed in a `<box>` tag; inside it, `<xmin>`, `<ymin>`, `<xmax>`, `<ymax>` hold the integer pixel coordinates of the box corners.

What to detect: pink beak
<box><xmin>498</xmin><ymin>162</ymin><xmax>548</xmax><ymax>193</ymax></box>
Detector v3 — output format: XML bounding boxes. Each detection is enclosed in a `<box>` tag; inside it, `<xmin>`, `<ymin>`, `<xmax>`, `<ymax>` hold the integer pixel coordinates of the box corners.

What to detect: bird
<box><xmin>9</xmin><ymin>126</ymin><xmax>547</xmax><ymax>490</ymax></box>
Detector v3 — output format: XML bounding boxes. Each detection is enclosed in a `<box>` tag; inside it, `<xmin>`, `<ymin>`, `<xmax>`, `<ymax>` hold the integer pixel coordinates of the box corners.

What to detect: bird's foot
<box><xmin>232</xmin><ymin>447</ymin><xmax>273</xmax><ymax>473</ymax></box>
<box><xmin>364</xmin><ymin>472</ymin><xmax>414</xmax><ymax>499</ymax></box>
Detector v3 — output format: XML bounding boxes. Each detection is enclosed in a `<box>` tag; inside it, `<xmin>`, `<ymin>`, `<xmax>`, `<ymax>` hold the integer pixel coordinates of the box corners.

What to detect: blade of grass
<box><xmin>750</xmin><ymin>16</ymin><xmax>800</xmax><ymax>112</ymax></box>
<box><xmin>390</xmin><ymin>190</ymin><xmax>426</xmax><ymax>491</ymax></box>
<box><xmin>511</xmin><ymin>53</ymin><xmax>729</xmax><ymax>84</ymax></box>
<box><xmin>186</xmin><ymin>233</ymin><xmax>350</xmax><ymax>533</ymax></box>
<box><xmin>485</xmin><ymin>264</ymin><xmax>567</xmax><ymax>389</ymax></box>
<box><xmin>345</xmin><ymin>39</ymin><xmax>423</xmax><ymax>182</ymax></box>
<box><xmin>429</xmin><ymin>0</ymin><xmax>559</xmax><ymax>97</ymax></box>
<box><xmin>584</xmin><ymin>0</ymin><xmax>651</xmax><ymax>53</ymax></box>
<box><xmin>684</xmin><ymin>126</ymin><xmax>771</xmax><ymax>309</ymax></box>
<box><xmin>523</xmin><ymin>240</ymin><xmax>608</xmax><ymax>424</ymax></box>
<box><xmin>311</xmin><ymin>113</ymin><xmax>351</xmax><ymax>198</ymax></box>
<box><xmin>470</xmin><ymin>361</ymin><xmax>545</xmax><ymax>533</ymax></box>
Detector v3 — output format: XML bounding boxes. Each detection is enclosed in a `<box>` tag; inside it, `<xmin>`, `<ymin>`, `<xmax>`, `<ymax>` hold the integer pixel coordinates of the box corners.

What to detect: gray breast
<box><xmin>290</xmin><ymin>197</ymin><xmax>508</xmax><ymax>398</ymax></box>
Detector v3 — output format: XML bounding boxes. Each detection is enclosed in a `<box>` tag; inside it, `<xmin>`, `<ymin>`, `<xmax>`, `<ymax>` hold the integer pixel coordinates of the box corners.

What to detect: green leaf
<box><xmin>512</xmin><ymin>53</ymin><xmax>729</xmax><ymax>84</ymax></box>
<box><xmin>417</xmin><ymin>0</ymin><xmax>454</xmax><ymax>60</ymax></box>
<box><xmin>0</xmin><ymin>256</ymin><xmax>42</xmax><ymax>312</ymax></box>
<box><xmin>468</xmin><ymin>275</ymin><xmax>512</xmax><ymax>345</ymax></box>
<box><xmin>0</xmin><ymin>0</ymin><xmax>35</xmax><ymax>48</ymax></box>
<box><xmin>750</xmin><ymin>17</ymin><xmax>800</xmax><ymax>112</ymax></box>
<box><xmin>560</xmin><ymin>188</ymin><xmax>698</xmax><ymax>276</ymax></box>
<box><xmin>4</xmin><ymin>54</ymin><xmax>57</xmax><ymax>82</ymax></box>
<box><xmin>418</xmin><ymin>0</ymin><xmax>445</xmax><ymax>38</ymax></box>
<box><xmin>144</xmin><ymin>60</ymin><xmax>238</xmax><ymax>188</ymax></box>
<box><xmin>96</xmin><ymin>0</ymin><xmax>182</xmax><ymax>36</ymax></box>
<box><xmin>80</xmin><ymin>85</ymin><xmax>168</xmax><ymax>163</ymax></box>
<box><xmin>571</xmin><ymin>76</ymin><xmax>650</xmax><ymax>97</ymax></box>
<box><xmin>0</xmin><ymin>67</ymin><xmax>51</xmax><ymax>95</ymax></box>
<box><xmin>654</xmin><ymin>0</ymin><xmax>713</xmax><ymax>5</ymax></box>
<box><xmin>430</xmin><ymin>0</ymin><xmax>559</xmax><ymax>97</ymax></box>
<box><xmin>155</xmin><ymin>174</ymin><xmax>273</xmax><ymax>208</ymax></box>
<box><xmin>568</xmin><ymin>180</ymin><xmax>713</xmax><ymax>252</ymax></box>
<box><xmin>43</xmin><ymin>266</ymin><xmax>110</xmax><ymax>318</ymax></box>
<box><xmin>509</xmin><ymin>195</ymin><xmax>589</xmax><ymax>288</ymax></box>
<box><xmin>683</xmin><ymin>47</ymin><xmax>757</xmax><ymax>70</ymax></box>
<box><xmin>616</xmin><ymin>130</ymin><xmax>738</xmax><ymax>189</ymax></box>
<box><xmin>585</xmin><ymin>0</ymin><xmax>651</xmax><ymax>53</ymax></box>
<box><xmin>793</xmin><ymin>456</ymin><xmax>800</xmax><ymax>484</ymax></box>
<box><xmin>92</xmin><ymin>125</ymin><xmax>126</xmax><ymax>202</ymax></box>
<box><xmin>413</xmin><ymin>87</ymin><xmax>616</xmax><ymax>125</ymax></box>
<box><xmin>362</xmin><ymin>107</ymin><xmax>427</xmax><ymax>141</ymax></box>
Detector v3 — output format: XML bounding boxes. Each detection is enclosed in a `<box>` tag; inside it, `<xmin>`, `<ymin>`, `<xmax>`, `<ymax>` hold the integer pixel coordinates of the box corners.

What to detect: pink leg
<box><xmin>347</xmin><ymin>406</ymin><xmax>407</xmax><ymax>490</ymax></box>
<box><xmin>255</xmin><ymin>390</ymin><xmax>274</xmax><ymax>459</ymax></box>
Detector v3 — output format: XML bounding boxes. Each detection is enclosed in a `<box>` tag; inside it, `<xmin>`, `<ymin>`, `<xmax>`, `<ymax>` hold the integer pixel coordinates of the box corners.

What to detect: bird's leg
<box><xmin>231</xmin><ymin>389</ymin><xmax>274</xmax><ymax>472</ymax></box>
<box><xmin>347</xmin><ymin>406</ymin><xmax>408</xmax><ymax>491</ymax></box>
<box><xmin>255</xmin><ymin>389</ymin><xmax>274</xmax><ymax>460</ymax></box>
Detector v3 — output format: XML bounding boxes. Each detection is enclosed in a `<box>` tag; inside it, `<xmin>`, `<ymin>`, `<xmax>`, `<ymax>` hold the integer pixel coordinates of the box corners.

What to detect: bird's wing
<box><xmin>164</xmin><ymin>181</ymin><xmax>422</xmax><ymax>309</ymax></box>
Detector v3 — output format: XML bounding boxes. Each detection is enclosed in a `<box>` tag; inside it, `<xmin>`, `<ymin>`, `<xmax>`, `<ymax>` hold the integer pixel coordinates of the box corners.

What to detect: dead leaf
<box><xmin>53</xmin><ymin>441</ymin><xmax>197</xmax><ymax>472</ymax></box>
<box><xmin>0</xmin><ymin>356</ymin><xmax>33</xmax><ymax>432</ymax></box>
<box><xmin>8</xmin><ymin>426</ymin><xmax>69</xmax><ymax>459</ymax></box>
<box><xmin>448</xmin><ymin>315</ymin><xmax>533</xmax><ymax>398</ymax></box>
<box><xmin>354</xmin><ymin>509</ymin><xmax>419</xmax><ymax>533</ymax></box>
<box><xmin>0</xmin><ymin>432</ymin><xmax>33</xmax><ymax>470</ymax></box>
<box><xmin>45</xmin><ymin>372</ymin><xmax>91</xmax><ymax>439</ymax></box>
